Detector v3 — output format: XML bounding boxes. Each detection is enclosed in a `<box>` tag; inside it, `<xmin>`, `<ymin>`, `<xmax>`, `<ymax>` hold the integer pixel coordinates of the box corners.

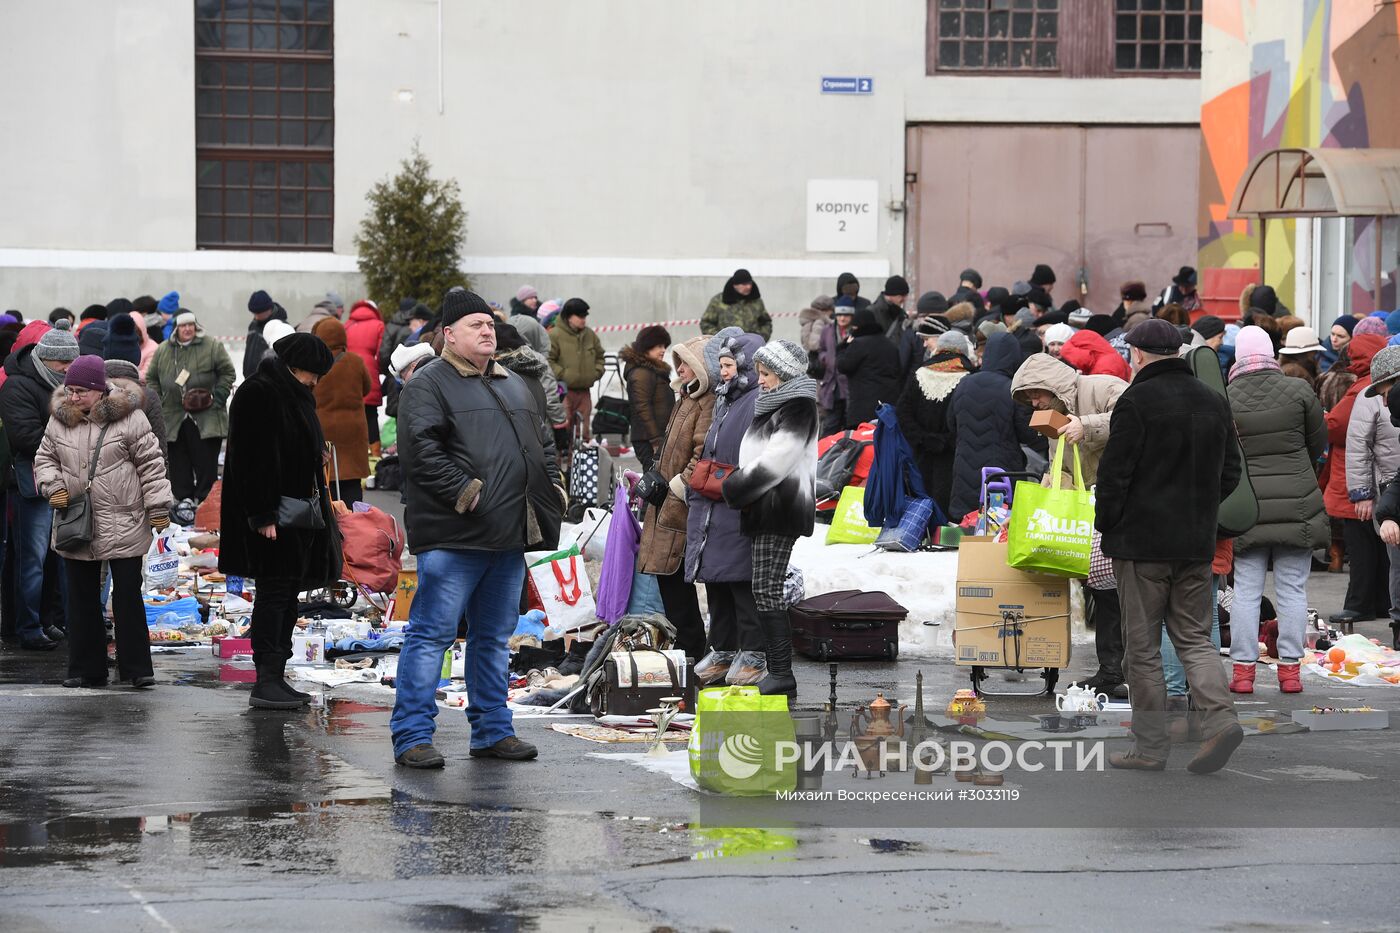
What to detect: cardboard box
<box><xmin>1029</xmin><ymin>409</ymin><xmax>1070</xmax><ymax>439</ymax></box>
<box><xmin>953</xmin><ymin>537</ymin><xmax>1071</xmax><ymax>668</ymax></box>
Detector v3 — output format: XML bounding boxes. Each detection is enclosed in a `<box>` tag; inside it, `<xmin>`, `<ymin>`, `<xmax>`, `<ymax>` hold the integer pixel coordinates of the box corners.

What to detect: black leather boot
<box><xmin>250</xmin><ymin>662</ymin><xmax>303</xmax><ymax>709</ymax></box>
<box><xmin>755</xmin><ymin>609</ymin><xmax>797</xmax><ymax>702</ymax></box>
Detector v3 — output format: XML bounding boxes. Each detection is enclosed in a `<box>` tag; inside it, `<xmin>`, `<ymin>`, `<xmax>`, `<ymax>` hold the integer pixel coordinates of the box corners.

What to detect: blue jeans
<box><xmin>12</xmin><ymin>491</ymin><xmax>61</xmax><ymax>641</ymax></box>
<box><xmin>1163</xmin><ymin>574</ymin><xmax>1222</xmax><ymax>696</ymax></box>
<box><xmin>390</xmin><ymin>548</ymin><xmax>526</xmax><ymax>757</ymax></box>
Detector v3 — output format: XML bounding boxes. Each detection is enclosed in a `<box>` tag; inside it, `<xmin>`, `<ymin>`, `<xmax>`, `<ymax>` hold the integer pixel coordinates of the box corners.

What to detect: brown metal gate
<box><xmin>905</xmin><ymin>124</ymin><xmax>1200</xmax><ymax>310</ymax></box>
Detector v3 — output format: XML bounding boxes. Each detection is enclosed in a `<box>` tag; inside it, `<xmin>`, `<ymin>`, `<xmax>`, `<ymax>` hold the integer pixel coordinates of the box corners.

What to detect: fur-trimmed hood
<box><xmin>620</xmin><ymin>344</ymin><xmax>671</xmax><ymax>376</ymax></box>
<box><xmin>670</xmin><ymin>335</ymin><xmax>712</xmax><ymax>397</ymax></box>
<box><xmin>496</xmin><ymin>345</ymin><xmax>551</xmax><ymax>380</ymax></box>
<box><xmin>49</xmin><ymin>380</ymin><xmax>144</xmax><ymax>428</ymax></box>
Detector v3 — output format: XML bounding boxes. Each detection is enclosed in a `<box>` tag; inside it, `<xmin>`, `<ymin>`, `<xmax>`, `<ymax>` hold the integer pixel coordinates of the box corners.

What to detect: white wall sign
<box><xmin>806</xmin><ymin>179</ymin><xmax>878</xmax><ymax>253</ymax></box>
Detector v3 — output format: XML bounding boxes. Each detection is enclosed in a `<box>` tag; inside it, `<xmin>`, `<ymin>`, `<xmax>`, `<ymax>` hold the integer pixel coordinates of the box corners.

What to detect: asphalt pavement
<box><xmin>1</xmin><ymin>491</ymin><xmax>1397</xmax><ymax>931</ymax></box>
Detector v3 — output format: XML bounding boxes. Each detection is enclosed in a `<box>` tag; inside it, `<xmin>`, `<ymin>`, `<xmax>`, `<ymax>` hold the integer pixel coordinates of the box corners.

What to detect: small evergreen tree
<box><xmin>355</xmin><ymin>143</ymin><xmax>468</xmax><ymax>316</ymax></box>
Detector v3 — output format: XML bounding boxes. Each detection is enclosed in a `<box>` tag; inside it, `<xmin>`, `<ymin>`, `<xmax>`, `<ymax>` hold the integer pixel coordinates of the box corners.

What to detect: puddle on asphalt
<box><xmin>0</xmin><ymin>796</ymin><xmax>797</xmax><ymax>872</ymax></box>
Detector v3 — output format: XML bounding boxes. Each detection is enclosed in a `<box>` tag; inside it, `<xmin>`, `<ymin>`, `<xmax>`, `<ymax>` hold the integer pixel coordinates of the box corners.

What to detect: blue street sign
<box><xmin>821</xmin><ymin>76</ymin><xmax>873</xmax><ymax>95</ymax></box>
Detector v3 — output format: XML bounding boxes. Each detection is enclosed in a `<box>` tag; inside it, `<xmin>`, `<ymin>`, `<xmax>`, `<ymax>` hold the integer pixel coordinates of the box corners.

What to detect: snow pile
<box><xmin>787</xmin><ymin>526</ymin><xmax>1089</xmax><ymax>659</ymax></box>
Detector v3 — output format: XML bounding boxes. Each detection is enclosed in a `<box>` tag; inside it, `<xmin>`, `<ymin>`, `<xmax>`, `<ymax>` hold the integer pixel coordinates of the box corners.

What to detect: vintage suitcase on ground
<box><xmin>789</xmin><ymin>589</ymin><xmax>907</xmax><ymax>661</ymax></box>
<box><xmin>589</xmin><ymin>648</ymin><xmax>698</xmax><ymax>716</ymax></box>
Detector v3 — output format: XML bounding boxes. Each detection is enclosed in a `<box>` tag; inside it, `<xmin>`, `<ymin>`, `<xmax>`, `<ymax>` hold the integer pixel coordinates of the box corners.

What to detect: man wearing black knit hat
<box><xmin>242</xmin><ymin>289</ymin><xmax>288</xmax><ymax>379</ymax></box>
<box><xmin>392</xmin><ymin>289</ymin><xmax>566</xmax><ymax>769</ymax></box>
<box><xmin>869</xmin><ymin>274</ymin><xmax>911</xmax><ymax>334</ymax></box>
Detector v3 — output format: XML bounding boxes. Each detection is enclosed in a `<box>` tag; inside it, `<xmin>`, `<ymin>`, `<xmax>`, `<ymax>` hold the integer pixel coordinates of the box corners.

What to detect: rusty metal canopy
<box><xmin>1228</xmin><ymin>147</ymin><xmax>1400</xmax><ymax>218</ymax></box>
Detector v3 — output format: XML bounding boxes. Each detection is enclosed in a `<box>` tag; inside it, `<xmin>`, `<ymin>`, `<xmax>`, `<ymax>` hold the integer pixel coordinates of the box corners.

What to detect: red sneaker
<box><xmin>1229</xmin><ymin>663</ymin><xmax>1256</xmax><ymax>694</ymax></box>
<box><xmin>1276</xmin><ymin>662</ymin><xmax>1303</xmax><ymax>694</ymax></box>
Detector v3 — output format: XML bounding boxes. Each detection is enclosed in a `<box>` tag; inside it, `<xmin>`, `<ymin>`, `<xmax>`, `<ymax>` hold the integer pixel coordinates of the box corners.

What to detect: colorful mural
<box><xmin>1198</xmin><ymin>0</ymin><xmax>1400</xmax><ymax>311</ymax></box>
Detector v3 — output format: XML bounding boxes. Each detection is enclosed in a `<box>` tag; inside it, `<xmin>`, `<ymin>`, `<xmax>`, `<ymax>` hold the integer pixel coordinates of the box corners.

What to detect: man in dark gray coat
<box><xmin>1094</xmin><ymin>319</ymin><xmax>1243</xmax><ymax>775</ymax></box>
<box><xmin>390</xmin><ymin>289</ymin><xmax>565</xmax><ymax>769</ymax></box>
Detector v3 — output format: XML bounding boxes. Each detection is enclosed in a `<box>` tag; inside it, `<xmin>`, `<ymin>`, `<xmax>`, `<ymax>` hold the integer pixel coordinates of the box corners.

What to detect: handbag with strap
<box><xmin>181</xmin><ymin>388</ymin><xmax>214</xmax><ymax>413</ymax></box>
<box><xmin>688</xmin><ymin>459</ymin><xmax>737</xmax><ymax>501</ymax></box>
<box><xmin>277</xmin><ymin>476</ymin><xmax>327</xmax><ymax>531</ymax></box>
<box><xmin>589</xmin><ymin>646</ymin><xmax>696</xmax><ymax>717</ymax></box>
<box><xmin>53</xmin><ymin>423</ymin><xmax>112</xmax><ymax>551</ymax></box>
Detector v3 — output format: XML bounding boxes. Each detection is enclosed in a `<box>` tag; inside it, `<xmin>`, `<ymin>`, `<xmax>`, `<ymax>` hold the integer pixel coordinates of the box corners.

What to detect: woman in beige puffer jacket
<box><xmin>34</xmin><ymin>355</ymin><xmax>173</xmax><ymax>690</ymax></box>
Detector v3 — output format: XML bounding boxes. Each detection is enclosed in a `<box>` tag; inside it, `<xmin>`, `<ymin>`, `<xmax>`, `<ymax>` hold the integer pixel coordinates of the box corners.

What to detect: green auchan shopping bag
<box><xmin>826</xmin><ymin>485</ymin><xmax>880</xmax><ymax>545</ymax></box>
<box><xmin>380</xmin><ymin>417</ymin><xmax>397</xmax><ymax>450</ymax></box>
<box><xmin>1006</xmin><ymin>440</ymin><xmax>1093</xmax><ymax>577</ymax></box>
<box><xmin>688</xmin><ymin>686</ymin><xmax>797</xmax><ymax>796</ymax></box>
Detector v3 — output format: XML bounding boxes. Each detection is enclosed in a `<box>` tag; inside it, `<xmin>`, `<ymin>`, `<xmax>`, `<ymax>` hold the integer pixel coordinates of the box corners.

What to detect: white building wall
<box><xmin>0</xmin><ymin>0</ymin><xmax>1198</xmax><ymax>346</ymax></box>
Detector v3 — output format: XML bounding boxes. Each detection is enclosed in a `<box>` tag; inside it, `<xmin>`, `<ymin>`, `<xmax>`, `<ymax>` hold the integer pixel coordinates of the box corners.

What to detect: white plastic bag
<box><xmin>144</xmin><ymin>532</ymin><xmax>180</xmax><ymax>592</ymax></box>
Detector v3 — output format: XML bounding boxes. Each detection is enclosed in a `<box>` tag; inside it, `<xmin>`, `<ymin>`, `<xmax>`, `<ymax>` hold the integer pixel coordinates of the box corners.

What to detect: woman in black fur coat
<box><xmin>723</xmin><ymin>339</ymin><xmax>819</xmax><ymax>702</ymax></box>
<box><xmin>220</xmin><ymin>334</ymin><xmax>342</xmax><ymax>710</ymax></box>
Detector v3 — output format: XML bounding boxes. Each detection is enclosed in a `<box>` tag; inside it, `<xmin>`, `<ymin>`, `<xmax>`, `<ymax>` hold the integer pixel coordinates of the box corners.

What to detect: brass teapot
<box><xmin>850</xmin><ymin>692</ymin><xmax>907</xmax><ymax>776</ymax></box>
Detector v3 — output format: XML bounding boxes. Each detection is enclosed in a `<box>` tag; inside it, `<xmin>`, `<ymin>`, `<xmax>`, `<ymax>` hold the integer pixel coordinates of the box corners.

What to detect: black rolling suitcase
<box><xmin>789</xmin><ymin>590</ymin><xmax>907</xmax><ymax>661</ymax></box>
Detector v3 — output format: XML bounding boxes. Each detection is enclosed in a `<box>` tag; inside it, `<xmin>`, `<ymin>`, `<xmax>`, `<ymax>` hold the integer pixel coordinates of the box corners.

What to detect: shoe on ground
<box><xmin>1328</xmin><ymin>610</ymin><xmax>1370</xmax><ymax>624</ymax></box>
<box><xmin>1081</xmin><ymin>671</ymin><xmax>1124</xmax><ymax>691</ymax></box>
<box><xmin>1109</xmin><ymin>682</ymin><xmax>1130</xmax><ymax>699</ymax></box>
<box><xmin>1276</xmin><ymin>662</ymin><xmax>1303</xmax><ymax>694</ymax></box>
<box><xmin>248</xmin><ymin>680</ymin><xmax>303</xmax><ymax>709</ymax></box>
<box><xmin>1187</xmin><ymin>723</ymin><xmax>1244</xmax><ymax>774</ymax></box>
<box><xmin>19</xmin><ymin>635</ymin><xmax>59</xmax><ymax>651</ymax></box>
<box><xmin>130</xmin><ymin>675</ymin><xmax>156</xmax><ymax>689</ymax></box>
<box><xmin>63</xmin><ymin>676</ymin><xmax>107</xmax><ymax>688</ymax></box>
<box><xmin>42</xmin><ymin>625</ymin><xmax>67</xmax><ymax>642</ymax></box>
<box><xmin>1228</xmin><ymin>662</ymin><xmax>1255</xmax><ymax>694</ymax></box>
<box><xmin>1109</xmin><ymin>750</ymin><xmax>1166</xmax><ymax>771</ymax></box>
<box><xmin>395</xmin><ymin>743</ymin><xmax>446</xmax><ymax>768</ymax></box>
<box><xmin>469</xmin><ymin>736</ymin><xmax>538</xmax><ymax>761</ymax></box>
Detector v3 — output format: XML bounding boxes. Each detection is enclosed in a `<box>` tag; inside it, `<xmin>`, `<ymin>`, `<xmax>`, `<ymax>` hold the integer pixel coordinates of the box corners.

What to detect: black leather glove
<box><xmin>634</xmin><ymin>470</ymin><xmax>668</xmax><ymax>507</ymax></box>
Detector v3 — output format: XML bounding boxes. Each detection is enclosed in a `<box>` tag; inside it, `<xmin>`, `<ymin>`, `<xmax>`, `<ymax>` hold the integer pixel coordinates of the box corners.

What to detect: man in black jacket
<box><xmin>242</xmin><ymin>290</ymin><xmax>287</xmax><ymax>379</ymax></box>
<box><xmin>1095</xmin><ymin>319</ymin><xmax>1244</xmax><ymax>774</ymax></box>
<box><xmin>390</xmin><ymin>289</ymin><xmax>566</xmax><ymax>769</ymax></box>
<box><xmin>0</xmin><ymin>325</ymin><xmax>80</xmax><ymax>650</ymax></box>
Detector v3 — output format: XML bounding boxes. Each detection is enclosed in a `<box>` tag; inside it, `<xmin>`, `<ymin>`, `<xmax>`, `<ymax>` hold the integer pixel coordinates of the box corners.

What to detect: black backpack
<box><xmin>814</xmin><ymin>432</ymin><xmax>871</xmax><ymax>504</ymax></box>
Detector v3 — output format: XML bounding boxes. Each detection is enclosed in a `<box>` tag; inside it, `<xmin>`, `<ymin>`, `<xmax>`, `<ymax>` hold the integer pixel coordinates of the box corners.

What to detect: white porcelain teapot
<box><xmin>1055</xmin><ymin>682</ymin><xmax>1108</xmax><ymax>713</ymax></box>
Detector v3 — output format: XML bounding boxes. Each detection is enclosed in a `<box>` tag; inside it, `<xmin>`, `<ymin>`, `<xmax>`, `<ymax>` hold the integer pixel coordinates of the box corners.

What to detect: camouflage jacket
<box><xmin>700</xmin><ymin>295</ymin><xmax>772</xmax><ymax>340</ymax></box>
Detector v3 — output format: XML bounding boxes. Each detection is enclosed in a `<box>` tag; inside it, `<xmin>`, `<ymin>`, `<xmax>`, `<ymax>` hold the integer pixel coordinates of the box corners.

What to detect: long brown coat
<box><xmin>638</xmin><ymin>336</ymin><xmax>714</xmax><ymax>576</ymax></box>
<box><xmin>34</xmin><ymin>383</ymin><xmax>172</xmax><ymax>561</ymax></box>
<box><xmin>313</xmin><ymin>318</ymin><xmax>372</xmax><ymax>481</ymax></box>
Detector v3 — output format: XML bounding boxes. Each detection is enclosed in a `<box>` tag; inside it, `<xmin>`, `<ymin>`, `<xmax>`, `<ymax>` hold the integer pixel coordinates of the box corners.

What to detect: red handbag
<box><xmin>688</xmin><ymin>459</ymin><xmax>737</xmax><ymax>501</ymax></box>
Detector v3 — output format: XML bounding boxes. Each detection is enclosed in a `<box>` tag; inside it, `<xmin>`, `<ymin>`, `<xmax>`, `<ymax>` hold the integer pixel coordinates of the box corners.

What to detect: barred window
<box><xmin>935</xmin><ymin>0</ymin><xmax>1060</xmax><ymax>72</ymax></box>
<box><xmin>1114</xmin><ymin>0</ymin><xmax>1202</xmax><ymax>72</ymax></box>
<box><xmin>194</xmin><ymin>0</ymin><xmax>333</xmax><ymax>249</ymax></box>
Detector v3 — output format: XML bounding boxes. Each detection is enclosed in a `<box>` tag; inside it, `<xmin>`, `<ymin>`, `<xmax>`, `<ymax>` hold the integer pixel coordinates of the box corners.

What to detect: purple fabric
<box><xmin>817</xmin><ymin>321</ymin><xmax>850</xmax><ymax>410</ymax></box>
<box><xmin>594</xmin><ymin>483</ymin><xmax>641</xmax><ymax>623</ymax></box>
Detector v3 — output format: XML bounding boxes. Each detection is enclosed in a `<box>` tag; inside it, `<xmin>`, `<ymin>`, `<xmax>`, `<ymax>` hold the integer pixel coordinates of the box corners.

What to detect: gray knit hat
<box><xmin>1365</xmin><ymin>346</ymin><xmax>1400</xmax><ymax>396</ymax></box>
<box><xmin>36</xmin><ymin>320</ymin><xmax>80</xmax><ymax>362</ymax></box>
<box><xmin>754</xmin><ymin>339</ymin><xmax>807</xmax><ymax>382</ymax></box>
<box><xmin>936</xmin><ymin>331</ymin><xmax>972</xmax><ymax>356</ymax></box>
